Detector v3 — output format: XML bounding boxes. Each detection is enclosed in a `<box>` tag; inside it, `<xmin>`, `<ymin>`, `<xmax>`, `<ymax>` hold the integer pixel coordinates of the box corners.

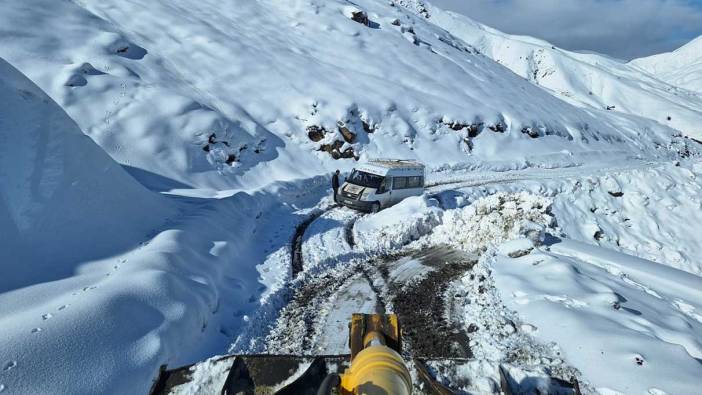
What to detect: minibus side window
<box><xmin>407</xmin><ymin>176</ymin><xmax>422</xmax><ymax>188</ymax></box>
<box><xmin>393</xmin><ymin>177</ymin><xmax>408</xmax><ymax>189</ymax></box>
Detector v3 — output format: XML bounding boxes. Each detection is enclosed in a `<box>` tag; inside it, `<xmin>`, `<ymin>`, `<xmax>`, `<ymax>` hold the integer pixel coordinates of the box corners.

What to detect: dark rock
<box><xmin>225</xmin><ymin>154</ymin><xmax>237</xmax><ymax>165</ymax></box>
<box><xmin>521</xmin><ymin>127</ymin><xmax>539</xmax><ymax>138</ymax></box>
<box><xmin>391</xmin><ymin>18</ymin><xmax>401</xmax><ymax>26</ymax></box>
<box><xmin>306</xmin><ymin>125</ymin><xmax>326</xmax><ymax>142</ymax></box>
<box><xmin>594</xmin><ymin>230</ymin><xmax>604</xmax><ymax>241</ymax></box>
<box><xmin>338</xmin><ymin>123</ymin><xmax>356</xmax><ymax>143</ymax></box>
<box><xmin>488</xmin><ymin>122</ymin><xmax>506</xmax><ymax>133</ymax></box>
<box><xmin>351</xmin><ymin>11</ymin><xmax>369</xmax><ymax>26</ymax></box>
<box><xmin>361</xmin><ymin>120</ymin><xmax>375</xmax><ymax>133</ymax></box>
<box><xmin>608</xmin><ymin>191</ymin><xmax>624</xmax><ymax>197</ymax></box>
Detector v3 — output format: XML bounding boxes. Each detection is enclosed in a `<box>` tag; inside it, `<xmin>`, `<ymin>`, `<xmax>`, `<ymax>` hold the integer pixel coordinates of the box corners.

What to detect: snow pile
<box><xmin>429</xmin><ymin>192</ymin><xmax>554</xmax><ymax>254</ymax></box>
<box><xmin>632</xmin><ymin>35</ymin><xmax>702</xmax><ymax>93</ymax></box>
<box><xmin>426</xmin><ymin>251</ymin><xmax>584</xmax><ymax>394</ymax></box>
<box><xmin>354</xmin><ymin>196</ymin><xmax>442</xmax><ymax>252</ymax></box>
<box><xmin>492</xmin><ymin>239</ymin><xmax>702</xmax><ymax>394</ymax></box>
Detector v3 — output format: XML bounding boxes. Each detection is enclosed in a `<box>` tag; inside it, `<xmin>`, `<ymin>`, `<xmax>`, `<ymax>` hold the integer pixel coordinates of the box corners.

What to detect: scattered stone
<box><xmin>594</xmin><ymin>230</ymin><xmax>604</xmax><ymax>241</ymax></box>
<box><xmin>391</xmin><ymin>18</ymin><xmax>401</xmax><ymax>26</ymax></box>
<box><xmin>608</xmin><ymin>191</ymin><xmax>624</xmax><ymax>198</ymax></box>
<box><xmin>488</xmin><ymin>122</ymin><xmax>507</xmax><ymax>133</ymax></box>
<box><xmin>522</xmin><ymin>127</ymin><xmax>540</xmax><ymax>139</ymax></box>
<box><xmin>306</xmin><ymin>125</ymin><xmax>326</xmax><ymax>142</ymax></box>
<box><xmin>337</xmin><ymin>122</ymin><xmax>356</xmax><ymax>143</ymax></box>
<box><xmin>350</xmin><ymin>10</ymin><xmax>369</xmax><ymax>26</ymax></box>
<box><xmin>361</xmin><ymin>120</ymin><xmax>375</xmax><ymax>133</ymax></box>
<box><xmin>319</xmin><ymin>140</ymin><xmax>357</xmax><ymax>160</ymax></box>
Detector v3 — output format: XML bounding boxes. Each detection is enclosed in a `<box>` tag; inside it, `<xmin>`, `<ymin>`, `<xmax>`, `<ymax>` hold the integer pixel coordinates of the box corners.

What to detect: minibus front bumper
<box><xmin>338</xmin><ymin>195</ymin><xmax>375</xmax><ymax>212</ymax></box>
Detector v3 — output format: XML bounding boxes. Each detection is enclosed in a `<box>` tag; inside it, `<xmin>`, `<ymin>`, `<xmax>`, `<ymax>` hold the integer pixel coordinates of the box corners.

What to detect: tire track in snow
<box><xmin>291</xmin><ymin>209</ymin><xmax>328</xmax><ymax>278</ymax></box>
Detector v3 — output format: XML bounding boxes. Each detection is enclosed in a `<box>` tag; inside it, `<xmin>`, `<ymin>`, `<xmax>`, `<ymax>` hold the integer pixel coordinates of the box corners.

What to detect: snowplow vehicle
<box><xmin>150</xmin><ymin>314</ymin><xmax>447</xmax><ymax>394</ymax></box>
<box><xmin>149</xmin><ymin>313</ymin><xmax>581</xmax><ymax>394</ymax></box>
<box><xmin>338</xmin><ymin>159</ymin><xmax>425</xmax><ymax>213</ymax></box>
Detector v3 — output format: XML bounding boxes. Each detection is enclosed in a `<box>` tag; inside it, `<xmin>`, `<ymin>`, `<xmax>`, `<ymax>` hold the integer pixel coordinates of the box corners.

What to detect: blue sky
<box><xmin>431</xmin><ymin>0</ymin><xmax>702</xmax><ymax>59</ymax></box>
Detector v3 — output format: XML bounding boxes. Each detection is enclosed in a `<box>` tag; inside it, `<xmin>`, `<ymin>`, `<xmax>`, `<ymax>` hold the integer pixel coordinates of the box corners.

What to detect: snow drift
<box><xmin>0</xmin><ymin>57</ymin><xmax>172</xmax><ymax>292</ymax></box>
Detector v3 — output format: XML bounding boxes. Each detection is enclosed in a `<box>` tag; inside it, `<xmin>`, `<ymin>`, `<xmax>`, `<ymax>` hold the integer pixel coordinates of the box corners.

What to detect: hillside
<box><xmin>1</xmin><ymin>1</ymin><xmax>701</xmax><ymax>394</ymax></box>
<box><xmin>408</xmin><ymin>1</ymin><xmax>702</xmax><ymax>141</ymax></box>
<box><xmin>0</xmin><ymin>0</ymin><xmax>697</xmax><ymax>194</ymax></box>
<box><xmin>631</xmin><ymin>35</ymin><xmax>702</xmax><ymax>93</ymax></box>
<box><xmin>0</xmin><ymin>57</ymin><xmax>172</xmax><ymax>292</ymax></box>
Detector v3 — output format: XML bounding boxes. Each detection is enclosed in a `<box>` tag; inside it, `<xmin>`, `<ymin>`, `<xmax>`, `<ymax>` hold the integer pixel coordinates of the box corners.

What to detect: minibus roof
<box><xmin>355</xmin><ymin>159</ymin><xmax>425</xmax><ymax>176</ymax></box>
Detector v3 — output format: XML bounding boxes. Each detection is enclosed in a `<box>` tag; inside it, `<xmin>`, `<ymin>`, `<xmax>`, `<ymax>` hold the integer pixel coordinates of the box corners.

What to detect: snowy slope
<box><xmin>0</xmin><ymin>0</ymin><xmax>697</xmax><ymax>193</ymax></box>
<box><xmin>1</xmin><ymin>0</ymin><xmax>702</xmax><ymax>394</ymax></box>
<box><xmin>631</xmin><ymin>36</ymin><xmax>702</xmax><ymax>93</ymax></box>
<box><xmin>409</xmin><ymin>1</ymin><xmax>702</xmax><ymax>141</ymax></box>
<box><xmin>0</xmin><ymin>57</ymin><xmax>172</xmax><ymax>292</ymax></box>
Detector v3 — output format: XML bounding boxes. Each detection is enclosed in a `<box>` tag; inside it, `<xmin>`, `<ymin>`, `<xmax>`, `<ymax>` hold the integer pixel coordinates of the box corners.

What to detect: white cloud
<box><xmin>430</xmin><ymin>0</ymin><xmax>702</xmax><ymax>59</ymax></box>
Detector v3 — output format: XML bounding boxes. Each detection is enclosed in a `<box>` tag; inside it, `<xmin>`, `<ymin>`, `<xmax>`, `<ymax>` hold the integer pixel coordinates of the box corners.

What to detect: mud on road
<box><xmin>267</xmin><ymin>241</ymin><xmax>478</xmax><ymax>361</ymax></box>
<box><xmin>380</xmin><ymin>248</ymin><xmax>477</xmax><ymax>359</ymax></box>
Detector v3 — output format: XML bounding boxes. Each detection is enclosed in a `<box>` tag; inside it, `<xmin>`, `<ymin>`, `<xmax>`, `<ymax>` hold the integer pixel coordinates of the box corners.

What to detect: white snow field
<box><xmin>1</xmin><ymin>0</ymin><xmax>702</xmax><ymax>393</ymax></box>
<box><xmin>409</xmin><ymin>0</ymin><xmax>702</xmax><ymax>141</ymax></box>
<box><xmin>632</xmin><ymin>36</ymin><xmax>702</xmax><ymax>94</ymax></box>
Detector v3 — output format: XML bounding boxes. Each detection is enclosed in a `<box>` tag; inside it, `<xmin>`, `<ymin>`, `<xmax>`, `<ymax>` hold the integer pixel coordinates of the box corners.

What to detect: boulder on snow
<box><xmin>337</xmin><ymin>122</ymin><xmax>356</xmax><ymax>143</ymax></box>
<box><xmin>497</xmin><ymin>238</ymin><xmax>536</xmax><ymax>258</ymax></box>
<box><xmin>319</xmin><ymin>140</ymin><xmax>357</xmax><ymax>160</ymax></box>
<box><xmin>351</xmin><ymin>11</ymin><xmax>369</xmax><ymax>26</ymax></box>
<box><xmin>306</xmin><ymin>125</ymin><xmax>326</xmax><ymax>142</ymax></box>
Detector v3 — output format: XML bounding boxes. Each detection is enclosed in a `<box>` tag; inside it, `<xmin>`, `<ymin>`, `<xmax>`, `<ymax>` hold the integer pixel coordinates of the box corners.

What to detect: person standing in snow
<box><xmin>332</xmin><ymin>169</ymin><xmax>341</xmax><ymax>203</ymax></box>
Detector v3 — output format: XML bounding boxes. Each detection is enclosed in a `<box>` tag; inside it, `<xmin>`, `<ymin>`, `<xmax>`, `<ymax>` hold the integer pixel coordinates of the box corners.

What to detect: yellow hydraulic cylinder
<box><xmin>339</xmin><ymin>344</ymin><xmax>412</xmax><ymax>395</ymax></box>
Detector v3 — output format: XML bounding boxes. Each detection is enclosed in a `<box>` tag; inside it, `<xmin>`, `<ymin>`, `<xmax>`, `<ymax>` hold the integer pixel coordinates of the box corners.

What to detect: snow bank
<box><xmin>354</xmin><ymin>196</ymin><xmax>443</xmax><ymax>252</ymax></box>
<box><xmin>0</xmin><ymin>57</ymin><xmax>172</xmax><ymax>292</ymax></box>
<box><xmin>429</xmin><ymin>192</ymin><xmax>554</xmax><ymax>254</ymax></box>
<box><xmin>444</xmin><ymin>162</ymin><xmax>702</xmax><ymax>276</ymax></box>
<box><xmin>492</xmin><ymin>239</ymin><xmax>702</xmax><ymax>394</ymax></box>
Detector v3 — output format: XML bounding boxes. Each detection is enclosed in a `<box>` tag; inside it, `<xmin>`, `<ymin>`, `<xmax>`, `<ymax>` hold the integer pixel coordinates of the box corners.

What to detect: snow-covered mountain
<box><xmin>1</xmin><ymin>1</ymin><xmax>702</xmax><ymax>394</ymax></box>
<box><xmin>631</xmin><ymin>35</ymin><xmax>702</xmax><ymax>93</ymax></box>
<box><xmin>410</xmin><ymin>1</ymin><xmax>702</xmax><ymax>141</ymax></box>
<box><xmin>0</xmin><ymin>0</ymin><xmax>698</xmax><ymax>194</ymax></box>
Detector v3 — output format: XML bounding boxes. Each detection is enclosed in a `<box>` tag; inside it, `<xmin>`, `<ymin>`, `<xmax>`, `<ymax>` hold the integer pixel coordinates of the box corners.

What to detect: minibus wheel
<box><xmin>370</xmin><ymin>202</ymin><xmax>380</xmax><ymax>213</ymax></box>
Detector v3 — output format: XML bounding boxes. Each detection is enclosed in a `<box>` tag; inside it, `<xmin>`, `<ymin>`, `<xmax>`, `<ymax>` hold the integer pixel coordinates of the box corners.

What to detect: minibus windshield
<box><xmin>347</xmin><ymin>170</ymin><xmax>384</xmax><ymax>189</ymax></box>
